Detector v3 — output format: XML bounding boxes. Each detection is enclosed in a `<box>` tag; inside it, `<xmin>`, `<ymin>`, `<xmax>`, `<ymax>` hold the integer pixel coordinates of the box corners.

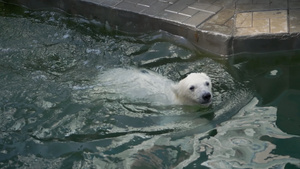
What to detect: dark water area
<box><xmin>0</xmin><ymin>3</ymin><xmax>299</xmax><ymax>169</ymax></box>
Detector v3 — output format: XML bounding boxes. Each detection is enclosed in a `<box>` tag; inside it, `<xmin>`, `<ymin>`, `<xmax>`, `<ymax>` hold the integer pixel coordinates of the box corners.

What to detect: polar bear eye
<box><xmin>189</xmin><ymin>86</ymin><xmax>195</xmax><ymax>91</ymax></box>
<box><xmin>205</xmin><ymin>82</ymin><xmax>210</xmax><ymax>86</ymax></box>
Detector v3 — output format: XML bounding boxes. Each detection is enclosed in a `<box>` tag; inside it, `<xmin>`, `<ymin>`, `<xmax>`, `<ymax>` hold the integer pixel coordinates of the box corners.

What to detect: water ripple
<box><xmin>1</xmin><ymin>4</ymin><xmax>300</xmax><ymax>169</ymax></box>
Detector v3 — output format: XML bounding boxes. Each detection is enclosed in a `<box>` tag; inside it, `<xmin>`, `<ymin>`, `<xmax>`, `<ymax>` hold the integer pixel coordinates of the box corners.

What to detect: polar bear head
<box><xmin>172</xmin><ymin>73</ymin><xmax>212</xmax><ymax>106</ymax></box>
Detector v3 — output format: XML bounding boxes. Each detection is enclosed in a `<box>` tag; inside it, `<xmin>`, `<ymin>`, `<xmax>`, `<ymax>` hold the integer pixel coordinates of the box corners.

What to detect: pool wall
<box><xmin>3</xmin><ymin>0</ymin><xmax>300</xmax><ymax>56</ymax></box>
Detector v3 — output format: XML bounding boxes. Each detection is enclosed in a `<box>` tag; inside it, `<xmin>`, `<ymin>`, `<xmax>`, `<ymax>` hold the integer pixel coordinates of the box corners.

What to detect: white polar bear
<box><xmin>92</xmin><ymin>68</ymin><xmax>212</xmax><ymax>106</ymax></box>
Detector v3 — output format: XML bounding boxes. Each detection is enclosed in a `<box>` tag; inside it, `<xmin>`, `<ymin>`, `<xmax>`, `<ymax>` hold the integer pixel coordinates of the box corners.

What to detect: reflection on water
<box><xmin>201</xmin><ymin>98</ymin><xmax>299</xmax><ymax>168</ymax></box>
<box><xmin>1</xmin><ymin>3</ymin><xmax>300</xmax><ymax>169</ymax></box>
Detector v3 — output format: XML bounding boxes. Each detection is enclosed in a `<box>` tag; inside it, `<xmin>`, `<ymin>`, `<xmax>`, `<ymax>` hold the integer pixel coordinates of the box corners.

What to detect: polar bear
<box><xmin>91</xmin><ymin>68</ymin><xmax>212</xmax><ymax>106</ymax></box>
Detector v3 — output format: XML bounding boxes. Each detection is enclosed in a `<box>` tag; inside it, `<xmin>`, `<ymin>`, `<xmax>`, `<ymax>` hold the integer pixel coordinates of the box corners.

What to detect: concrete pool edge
<box><xmin>3</xmin><ymin>0</ymin><xmax>300</xmax><ymax>56</ymax></box>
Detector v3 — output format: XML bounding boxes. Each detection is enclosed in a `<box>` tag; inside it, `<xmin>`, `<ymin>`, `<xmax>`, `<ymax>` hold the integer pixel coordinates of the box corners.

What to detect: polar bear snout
<box><xmin>202</xmin><ymin>92</ymin><xmax>211</xmax><ymax>103</ymax></box>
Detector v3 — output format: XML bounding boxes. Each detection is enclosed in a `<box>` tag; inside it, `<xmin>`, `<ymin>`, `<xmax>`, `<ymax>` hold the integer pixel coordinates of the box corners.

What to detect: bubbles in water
<box><xmin>270</xmin><ymin>69</ymin><xmax>278</xmax><ymax>76</ymax></box>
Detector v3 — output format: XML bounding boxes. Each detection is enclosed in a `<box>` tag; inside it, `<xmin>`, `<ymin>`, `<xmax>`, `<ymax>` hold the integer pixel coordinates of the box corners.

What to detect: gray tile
<box><xmin>183</xmin><ymin>11</ymin><xmax>212</xmax><ymax>27</ymax></box>
<box><xmin>289</xmin><ymin>1</ymin><xmax>300</xmax><ymax>9</ymax></box>
<box><xmin>161</xmin><ymin>11</ymin><xmax>189</xmax><ymax>23</ymax></box>
<box><xmin>82</xmin><ymin>0</ymin><xmax>106</xmax><ymax>5</ymax></box>
<box><xmin>236</xmin><ymin>4</ymin><xmax>269</xmax><ymax>12</ymax></box>
<box><xmin>200</xmin><ymin>22</ymin><xmax>233</xmax><ymax>35</ymax></box>
<box><xmin>141</xmin><ymin>1</ymin><xmax>170</xmax><ymax>17</ymax></box>
<box><xmin>116</xmin><ymin>1</ymin><xmax>147</xmax><ymax>13</ymax></box>
<box><xmin>206</xmin><ymin>9</ymin><xmax>234</xmax><ymax>25</ymax></box>
<box><xmin>160</xmin><ymin>0</ymin><xmax>178</xmax><ymax>4</ymax></box>
<box><xmin>101</xmin><ymin>0</ymin><xmax>122</xmax><ymax>7</ymax></box>
<box><xmin>179</xmin><ymin>7</ymin><xmax>199</xmax><ymax>17</ymax></box>
<box><xmin>289</xmin><ymin>9</ymin><xmax>300</xmax><ymax>33</ymax></box>
<box><xmin>235</xmin><ymin>10</ymin><xmax>288</xmax><ymax>36</ymax></box>
<box><xmin>252</xmin><ymin>0</ymin><xmax>269</xmax><ymax>4</ymax></box>
<box><xmin>124</xmin><ymin>0</ymin><xmax>141</xmax><ymax>4</ymax></box>
<box><xmin>236</xmin><ymin>0</ymin><xmax>288</xmax><ymax>11</ymax></box>
<box><xmin>206</xmin><ymin>4</ymin><xmax>222</xmax><ymax>13</ymax></box>
<box><xmin>214</xmin><ymin>0</ymin><xmax>235</xmax><ymax>7</ymax></box>
<box><xmin>138</xmin><ymin>0</ymin><xmax>156</xmax><ymax>7</ymax></box>
<box><xmin>165</xmin><ymin>0</ymin><xmax>194</xmax><ymax>13</ymax></box>
<box><xmin>197</xmin><ymin>0</ymin><xmax>217</xmax><ymax>3</ymax></box>
<box><xmin>189</xmin><ymin>2</ymin><xmax>211</xmax><ymax>11</ymax></box>
<box><xmin>165</xmin><ymin>2</ymin><xmax>187</xmax><ymax>13</ymax></box>
<box><xmin>188</xmin><ymin>2</ymin><xmax>221</xmax><ymax>14</ymax></box>
<box><xmin>236</xmin><ymin>12</ymin><xmax>252</xmax><ymax>28</ymax></box>
<box><xmin>236</xmin><ymin>0</ymin><xmax>252</xmax><ymax>5</ymax></box>
<box><xmin>269</xmin><ymin>0</ymin><xmax>287</xmax><ymax>10</ymax></box>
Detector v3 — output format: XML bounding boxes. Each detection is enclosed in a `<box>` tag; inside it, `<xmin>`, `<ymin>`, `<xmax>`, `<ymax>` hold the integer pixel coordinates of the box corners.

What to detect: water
<box><xmin>0</xmin><ymin>3</ymin><xmax>300</xmax><ymax>169</ymax></box>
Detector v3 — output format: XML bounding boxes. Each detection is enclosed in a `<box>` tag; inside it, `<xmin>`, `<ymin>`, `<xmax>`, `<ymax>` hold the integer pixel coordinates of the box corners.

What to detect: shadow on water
<box><xmin>0</xmin><ymin>2</ymin><xmax>300</xmax><ymax>169</ymax></box>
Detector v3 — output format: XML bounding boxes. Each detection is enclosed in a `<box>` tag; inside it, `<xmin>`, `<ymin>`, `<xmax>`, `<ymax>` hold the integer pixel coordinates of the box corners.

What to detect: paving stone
<box><xmin>141</xmin><ymin>1</ymin><xmax>170</xmax><ymax>17</ymax></box>
<box><xmin>116</xmin><ymin>1</ymin><xmax>147</xmax><ymax>13</ymax></box>
<box><xmin>200</xmin><ymin>21</ymin><xmax>234</xmax><ymax>35</ymax></box>
<box><xmin>269</xmin><ymin>0</ymin><xmax>287</xmax><ymax>9</ymax></box>
<box><xmin>271</xmin><ymin>16</ymin><xmax>288</xmax><ymax>33</ymax></box>
<box><xmin>206</xmin><ymin>8</ymin><xmax>234</xmax><ymax>25</ymax></box>
<box><xmin>224</xmin><ymin>17</ymin><xmax>234</xmax><ymax>27</ymax></box>
<box><xmin>255</xmin><ymin>10</ymin><xmax>288</xmax><ymax>33</ymax></box>
<box><xmin>189</xmin><ymin>2</ymin><xmax>211</xmax><ymax>11</ymax></box>
<box><xmin>179</xmin><ymin>6</ymin><xmax>199</xmax><ymax>17</ymax></box>
<box><xmin>289</xmin><ymin>9</ymin><xmax>300</xmax><ymax>33</ymax></box>
<box><xmin>189</xmin><ymin>2</ymin><xmax>221</xmax><ymax>14</ymax></box>
<box><xmin>82</xmin><ymin>0</ymin><xmax>105</xmax><ymax>5</ymax></box>
<box><xmin>236</xmin><ymin>17</ymin><xmax>270</xmax><ymax>36</ymax></box>
<box><xmin>236</xmin><ymin>4</ymin><xmax>267</xmax><ymax>12</ymax></box>
<box><xmin>236</xmin><ymin>0</ymin><xmax>252</xmax><ymax>5</ymax></box>
<box><xmin>159</xmin><ymin>0</ymin><xmax>178</xmax><ymax>4</ymax></box>
<box><xmin>252</xmin><ymin>18</ymin><xmax>269</xmax><ymax>33</ymax></box>
<box><xmin>253</xmin><ymin>10</ymin><xmax>287</xmax><ymax>20</ymax></box>
<box><xmin>252</xmin><ymin>0</ymin><xmax>269</xmax><ymax>4</ymax></box>
<box><xmin>101</xmin><ymin>0</ymin><xmax>122</xmax><ymax>7</ymax></box>
<box><xmin>206</xmin><ymin>4</ymin><xmax>222</xmax><ymax>13</ymax></box>
<box><xmin>124</xmin><ymin>0</ymin><xmax>141</xmax><ymax>4</ymax></box>
<box><xmin>161</xmin><ymin>10</ymin><xmax>189</xmax><ymax>23</ymax></box>
<box><xmin>199</xmin><ymin>8</ymin><xmax>234</xmax><ymax>35</ymax></box>
<box><xmin>165</xmin><ymin>0</ymin><xmax>194</xmax><ymax>13</ymax></box>
<box><xmin>138</xmin><ymin>0</ymin><xmax>155</xmax><ymax>7</ymax></box>
<box><xmin>236</xmin><ymin>12</ymin><xmax>252</xmax><ymax>28</ymax></box>
<box><xmin>213</xmin><ymin>0</ymin><xmax>235</xmax><ymax>7</ymax></box>
<box><xmin>289</xmin><ymin>0</ymin><xmax>300</xmax><ymax>9</ymax></box>
<box><xmin>235</xmin><ymin>10</ymin><xmax>288</xmax><ymax>36</ymax></box>
<box><xmin>165</xmin><ymin>1</ymin><xmax>186</xmax><ymax>13</ymax></box>
<box><xmin>236</xmin><ymin>0</ymin><xmax>287</xmax><ymax>12</ymax></box>
<box><xmin>197</xmin><ymin>0</ymin><xmax>216</xmax><ymax>3</ymax></box>
<box><xmin>183</xmin><ymin>11</ymin><xmax>212</xmax><ymax>27</ymax></box>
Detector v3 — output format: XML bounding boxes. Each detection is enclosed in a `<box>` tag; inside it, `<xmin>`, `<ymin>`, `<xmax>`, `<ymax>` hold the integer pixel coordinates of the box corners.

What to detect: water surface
<box><xmin>0</xmin><ymin>3</ymin><xmax>300</xmax><ymax>168</ymax></box>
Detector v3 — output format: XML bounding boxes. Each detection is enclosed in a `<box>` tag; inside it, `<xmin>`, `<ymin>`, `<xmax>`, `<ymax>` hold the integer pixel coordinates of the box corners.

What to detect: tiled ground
<box><xmin>109</xmin><ymin>0</ymin><xmax>224</xmax><ymax>27</ymax></box>
<box><xmin>235</xmin><ymin>10</ymin><xmax>288</xmax><ymax>36</ymax></box>
<box><xmin>234</xmin><ymin>0</ymin><xmax>300</xmax><ymax>36</ymax></box>
<box><xmin>85</xmin><ymin>0</ymin><xmax>300</xmax><ymax>36</ymax></box>
<box><xmin>290</xmin><ymin>9</ymin><xmax>300</xmax><ymax>33</ymax></box>
<box><xmin>235</xmin><ymin>0</ymin><xmax>287</xmax><ymax>12</ymax></box>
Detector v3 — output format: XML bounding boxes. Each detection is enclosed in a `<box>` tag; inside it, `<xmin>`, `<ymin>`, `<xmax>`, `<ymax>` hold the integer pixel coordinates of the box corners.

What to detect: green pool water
<box><xmin>0</xmin><ymin>3</ymin><xmax>299</xmax><ymax>169</ymax></box>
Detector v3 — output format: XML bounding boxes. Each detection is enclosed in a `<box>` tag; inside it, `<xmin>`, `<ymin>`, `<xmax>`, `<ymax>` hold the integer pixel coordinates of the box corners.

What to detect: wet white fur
<box><xmin>94</xmin><ymin>68</ymin><xmax>212</xmax><ymax>106</ymax></box>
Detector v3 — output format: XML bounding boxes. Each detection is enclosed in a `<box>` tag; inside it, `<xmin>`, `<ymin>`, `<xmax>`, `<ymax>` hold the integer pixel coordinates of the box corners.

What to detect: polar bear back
<box><xmin>93</xmin><ymin>68</ymin><xmax>212</xmax><ymax>106</ymax></box>
<box><xmin>96</xmin><ymin>68</ymin><xmax>176</xmax><ymax>105</ymax></box>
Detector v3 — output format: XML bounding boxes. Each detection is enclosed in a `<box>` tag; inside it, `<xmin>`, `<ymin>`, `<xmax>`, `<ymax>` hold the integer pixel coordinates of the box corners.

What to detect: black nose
<box><xmin>202</xmin><ymin>93</ymin><xmax>211</xmax><ymax>101</ymax></box>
